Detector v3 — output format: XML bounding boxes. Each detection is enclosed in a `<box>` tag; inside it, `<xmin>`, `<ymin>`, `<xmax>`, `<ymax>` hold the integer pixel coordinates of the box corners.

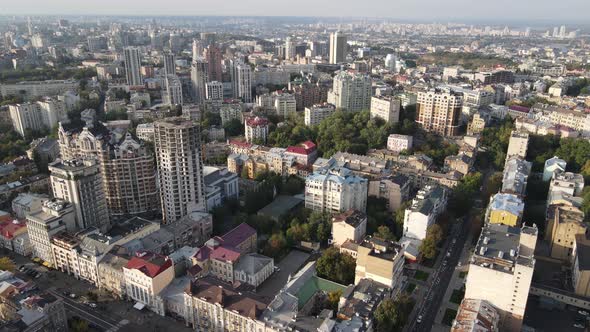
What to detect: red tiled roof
<box><xmin>509</xmin><ymin>105</ymin><xmax>530</xmax><ymax>113</ymax></box>
<box><xmin>210</xmin><ymin>246</ymin><xmax>241</xmax><ymax>263</ymax></box>
<box><xmin>286</xmin><ymin>141</ymin><xmax>317</xmax><ymax>156</ymax></box>
<box><xmin>222</xmin><ymin>223</ymin><xmax>256</xmax><ymax>248</ymax></box>
<box><xmin>229</xmin><ymin>140</ymin><xmax>253</xmax><ymax>149</ymax></box>
<box><xmin>0</xmin><ymin>220</ymin><xmax>26</xmax><ymax>240</ymax></box>
<box><xmin>125</xmin><ymin>251</ymin><xmax>172</xmax><ymax>278</ymax></box>
<box><xmin>245</xmin><ymin>117</ymin><xmax>268</xmax><ymax>127</ymax></box>
<box><xmin>194</xmin><ymin>245</ymin><xmax>212</xmax><ymax>262</ymax></box>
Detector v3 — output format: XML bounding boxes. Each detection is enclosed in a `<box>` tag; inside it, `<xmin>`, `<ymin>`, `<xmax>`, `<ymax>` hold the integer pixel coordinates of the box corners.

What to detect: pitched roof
<box><xmin>221</xmin><ymin>223</ymin><xmax>256</xmax><ymax>248</ymax></box>
<box><xmin>125</xmin><ymin>251</ymin><xmax>172</xmax><ymax>278</ymax></box>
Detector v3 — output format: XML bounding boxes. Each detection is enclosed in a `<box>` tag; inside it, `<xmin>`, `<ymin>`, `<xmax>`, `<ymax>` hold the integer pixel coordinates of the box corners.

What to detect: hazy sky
<box><xmin>1</xmin><ymin>0</ymin><xmax>589</xmax><ymax>22</ymax></box>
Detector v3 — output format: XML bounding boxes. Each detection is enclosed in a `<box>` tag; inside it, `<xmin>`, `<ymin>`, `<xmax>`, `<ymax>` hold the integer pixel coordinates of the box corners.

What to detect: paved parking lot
<box><xmin>524</xmin><ymin>296</ymin><xmax>588</xmax><ymax>332</ymax></box>
<box><xmin>257</xmin><ymin>250</ymin><xmax>311</xmax><ymax>298</ymax></box>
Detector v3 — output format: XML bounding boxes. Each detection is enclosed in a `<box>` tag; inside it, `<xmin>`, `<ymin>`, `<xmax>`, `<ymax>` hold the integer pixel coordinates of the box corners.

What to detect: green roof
<box><xmin>296</xmin><ymin>276</ymin><xmax>347</xmax><ymax>309</ymax></box>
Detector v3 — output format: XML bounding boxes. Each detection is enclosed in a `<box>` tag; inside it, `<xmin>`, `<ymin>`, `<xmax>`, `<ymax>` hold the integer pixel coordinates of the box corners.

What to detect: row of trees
<box><xmin>373</xmin><ymin>295</ymin><xmax>415</xmax><ymax>332</ymax></box>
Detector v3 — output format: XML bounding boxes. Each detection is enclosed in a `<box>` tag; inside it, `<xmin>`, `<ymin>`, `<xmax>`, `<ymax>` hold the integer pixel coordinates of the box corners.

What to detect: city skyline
<box><xmin>1</xmin><ymin>0</ymin><xmax>590</xmax><ymax>22</ymax></box>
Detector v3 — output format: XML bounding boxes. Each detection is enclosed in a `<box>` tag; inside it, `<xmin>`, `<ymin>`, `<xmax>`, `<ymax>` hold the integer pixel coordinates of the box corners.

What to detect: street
<box><xmin>407</xmin><ymin>215</ymin><xmax>471</xmax><ymax>332</ymax></box>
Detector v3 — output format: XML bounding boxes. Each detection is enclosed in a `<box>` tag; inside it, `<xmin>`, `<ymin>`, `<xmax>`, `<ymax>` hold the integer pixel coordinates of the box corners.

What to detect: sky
<box><xmin>1</xmin><ymin>0</ymin><xmax>589</xmax><ymax>22</ymax></box>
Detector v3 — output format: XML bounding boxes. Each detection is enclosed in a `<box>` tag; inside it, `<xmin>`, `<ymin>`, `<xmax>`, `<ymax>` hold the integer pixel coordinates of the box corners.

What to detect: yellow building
<box><xmin>486</xmin><ymin>193</ymin><xmax>524</xmax><ymax>227</ymax></box>
<box><xmin>573</xmin><ymin>234</ymin><xmax>590</xmax><ymax>297</ymax></box>
<box><xmin>546</xmin><ymin>205</ymin><xmax>586</xmax><ymax>261</ymax></box>
<box><xmin>354</xmin><ymin>237</ymin><xmax>404</xmax><ymax>288</ymax></box>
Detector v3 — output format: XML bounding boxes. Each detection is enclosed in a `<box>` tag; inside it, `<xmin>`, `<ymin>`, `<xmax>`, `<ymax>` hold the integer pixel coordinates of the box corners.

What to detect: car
<box><xmin>88</xmin><ymin>303</ymin><xmax>97</xmax><ymax>308</ymax></box>
<box><xmin>457</xmin><ymin>262</ymin><xmax>462</xmax><ymax>267</ymax></box>
<box><xmin>274</xmin><ymin>267</ymin><xmax>281</xmax><ymax>272</ymax></box>
<box><xmin>417</xmin><ymin>315</ymin><xmax>423</xmax><ymax>323</ymax></box>
<box><xmin>579</xmin><ymin>310</ymin><xmax>589</xmax><ymax>316</ymax></box>
<box><xmin>446</xmin><ymin>252</ymin><xmax>451</xmax><ymax>257</ymax></box>
<box><xmin>574</xmin><ymin>323</ymin><xmax>585</xmax><ymax>329</ymax></box>
<box><xmin>69</xmin><ymin>293</ymin><xmax>77</xmax><ymax>299</ymax></box>
<box><xmin>452</xmin><ymin>239</ymin><xmax>457</xmax><ymax>244</ymax></box>
<box><xmin>18</xmin><ymin>265</ymin><xmax>25</xmax><ymax>271</ymax></box>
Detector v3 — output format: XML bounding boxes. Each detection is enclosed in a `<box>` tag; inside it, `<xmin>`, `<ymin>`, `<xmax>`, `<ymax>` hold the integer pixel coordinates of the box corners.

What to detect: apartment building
<box><xmin>387</xmin><ymin>134</ymin><xmax>413</xmax><ymax>153</ymax></box>
<box><xmin>464</xmin><ymin>223</ymin><xmax>537</xmax><ymax>332</ymax></box>
<box><xmin>331</xmin><ymin>210</ymin><xmax>367</xmax><ymax>247</ymax></box>
<box><xmin>154</xmin><ymin>117</ymin><xmax>207</xmax><ymax>224</ymax></box>
<box><xmin>545</xmin><ymin>205</ymin><xmax>586</xmax><ymax>261</ymax></box>
<box><xmin>244</xmin><ymin>116</ymin><xmax>269</xmax><ymax>143</ymax></box>
<box><xmin>572</xmin><ymin>234</ymin><xmax>590</xmax><ymax>297</ymax></box>
<box><xmin>305</xmin><ymin>167</ymin><xmax>368</xmax><ymax>213</ymax></box>
<box><xmin>368</xmin><ymin>174</ymin><xmax>411</xmax><ymax>212</ymax></box>
<box><xmin>452</xmin><ymin>299</ymin><xmax>500</xmax><ymax>332</ymax></box>
<box><xmin>354</xmin><ymin>237</ymin><xmax>405</xmax><ymax>288</ymax></box>
<box><xmin>416</xmin><ymin>88</ymin><xmax>463</xmax><ymax>136</ymax></box>
<box><xmin>506</xmin><ymin>131</ymin><xmax>529</xmax><ymax>160</ymax></box>
<box><xmin>304</xmin><ymin>103</ymin><xmax>336</xmax><ymax>126</ymax></box>
<box><xmin>9</xmin><ymin>99</ymin><xmax>68</xmax><ymax>137</ymax></box>
<box><xmin>370</xmin><ymin>96</ymin><xmax>401</xmax><ymax>123</ymax></box>
<box><xmin>543</xmin><ymin>156</ymin><xmax>567</xmax><ymax>181</ymax></box>
<box><xmin>26</xmin><ymin>199</ymin><xmax>76</xmax><ymax>264</ymax></box>
<box><xmin>403</xmin><ymin>185</ymin><xmax>448</xmax><ymax>241</ymax></box>
<box><xmin>0</xmin><ymin>79</ymin><xmax>78</xmax><ymax>100</ymax></box>
<box><xmin>49</xmin><ymin>159</ymin><xmax>110</xmax><ymax>231</ymax></box>
<box><xmin>328</xmin><ymin>70</ymin><xmax>372</xmax><ymax>112</ymax></box>
<box><xmin>502</xmin><ymin>157</ymin><xmax>531</xmax><ymax>197</ymax></box>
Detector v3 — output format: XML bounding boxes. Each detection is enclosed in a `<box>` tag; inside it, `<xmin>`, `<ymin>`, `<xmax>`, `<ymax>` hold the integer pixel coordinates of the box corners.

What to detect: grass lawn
<box><xmin>442</xmin><ymin>308</ymin><xmax>458</xmax><ymax>326</ymax></box>
<box><xmin>450</xmin><ymin>289</ymin><xmax>465</xmax><ymax>305</ymax></box>
<box><xmin>459</xmin><ymin>271</ymin><xmax>467</xmax><ymax>279</ymax></box>
<box><xmin>414</xmin><ymin>270</ymin><xmax>429</xmax><ymax>281</ymax></box>
<box><xmin>405</xmin><ymin>283</ymin><xmax>417</xmax><ymax>293</ymax></box>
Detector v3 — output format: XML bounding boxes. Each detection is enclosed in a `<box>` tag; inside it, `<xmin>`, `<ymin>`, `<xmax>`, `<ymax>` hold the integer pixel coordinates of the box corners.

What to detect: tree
<box><xmin>327</xmin><ymin>290</ymin><xmax>342</xmax><ymax>312</ymax></box>
<box><xmin>373</xmin><ymin>295</ymin><xmax>415</xmax><ymax>332</ymax></box>
<box><xmin>316</xmin><ymin>247</ymin><xmax>356</xmax><ymax>285</ymax></box>
<box><xmin>224</xmin><ymin>118</ymin><xmax>243</xmax><ymax>137</ymax></box>
<box><xmin>0</xmin><ymin>257</ymin><xmax>15</xmax><ymax>271</ymax></box>
<box><xmin>374</xmin><ymin>225</ymin><xmax>396</xmax><ymax>241</ymax></box>
<box><xmin>448</xmin><ymin>172</ymin><xmax>482</xmax><ymax>217</ymax></box>
<box><xmin>264</xmin><ymin>233</ymin><xmax>288</xmax><ymax>259</ymax></box>
<box><xmin>582</xmin><ymin>187</ymin><xmax>590</xmax><ymax>223</ymax></box>
<box><xmin>420</xmin><ymin>224</ymin><xmax>443</xmax><ymax>259</ymax></box>
<box><xmin>69</xmin><ymin>317</ymin><xmax>89</xmax><ymax>332</ymax></box>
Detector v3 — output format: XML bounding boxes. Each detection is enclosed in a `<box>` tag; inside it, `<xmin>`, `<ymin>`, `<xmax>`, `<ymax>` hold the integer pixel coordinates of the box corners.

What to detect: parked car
<box><xmin>578</xmin><ymin>310</ymin><xmax>589</xmax><ymax>316</ymax></box>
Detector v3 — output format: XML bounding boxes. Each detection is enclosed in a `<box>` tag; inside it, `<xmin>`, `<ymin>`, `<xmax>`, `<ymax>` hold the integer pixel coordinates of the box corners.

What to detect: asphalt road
<box><xmin>409</xmin><ymin>216</ymin><xmax>470</xmax><ymax>332</ymax></box>
<box><xmin>48</xmin><ymin>289</ymin><xmax>122</xmax><ymax>331</ymax></box>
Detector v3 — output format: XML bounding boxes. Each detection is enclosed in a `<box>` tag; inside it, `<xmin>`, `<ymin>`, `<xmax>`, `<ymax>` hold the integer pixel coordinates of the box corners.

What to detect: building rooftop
<box><xmin>186</xmin><ymin>276</ymin><xmax>269</xmax><ymax>319</ymax></box>
<box><xmin>221</xmin><ymin>222</ymin><xmax>256</xmax><ymax>249</ymax></box>
<box><xmin>246</xmin><ymin>116</ymin><xmax>269</xmax><ymax>127</ymax></box>
<box><xmin>575</xmin><ymin>234</ymin><xmax>590</xmax><ymax>271</ymax></box>
<box><xmin>125</xmin><ymin>251</ymin><xmax>172</xmax><ymax>278</ymax></box>
<box><xmin>488</xmin><ymin>193</ymin><xmax>525</xmax><ymax>217</ymax></box>
<box><xmin>234</xmin><ymin>253</ymin><xmax>273</xmax><ymax>276</ymax></box>
<box><xmin>451</xmin><ymin>298</ymin><xmax>500</xmax><ymax>332</ymax></box>
<box><xmin>257</xmin><ymin>195</ymin><xmax>304</xmax><ymax>221</ymax></box>
<box><xmin>472</xmin><ymin>223</ymin><xmax>537</xmax><ymax>273</ymax></box>
<box><xmin>332</xmin><ymin>210</ymin><xmax>367</xmax><ymax>228</ymax></box>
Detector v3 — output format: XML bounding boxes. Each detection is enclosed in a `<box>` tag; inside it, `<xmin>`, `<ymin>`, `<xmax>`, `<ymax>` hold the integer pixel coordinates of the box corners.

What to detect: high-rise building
<box><xmin>49</xmin><ymin>159</ymin><xmax>110</xmax><ymax>232</ymax></box>
<box><xmin>370</xmin><ymin>96</ymin><xmax>400</xmax><ymax>123</ymax></box>
<box><xmin>124</xmin><ymin>47</ymin><xmax>143</xmax><ymax>86</ymax></box>
<box><xmin>26</xmin><ymin>199</ymin><xmax>76</xmax><ymax>264</ymax></box>
<box><xmin>416</xmin><ymin>88</ymin><xmax>463</xmax><ymax>136</ymax></box>
<box><xmin>285</xmin><ymin>36</ymin><xmax>296</xmax><ymax>60</ymax></box>
<box><xmin>191</xmin><ymin>58</ymin><xmax>209</xmax><ymax>103</ymax></box>
<box><xmin>204</xmin><ymin>45</ymin><xmax>223</xmax><ymax>82</ymax></box>
<box><xmin>162</xmin><ymin>52</ymin><xmax>176</xmax><ymax>76</ymax></box>
<box><xmin>9</xmin><ymin>99</ymin><xmax>68</xmax><ymax>137</ymax></box>
<box><xmin>231</xmin><ymin>60</ymin><xmax>253</xmax><ymax>103</ymax></box>
<box><xmin>206</xmin><ymin>81</ymin><xmax>224</xmax><ymax>101</ymax></box>
<box><xmin>464</xmin><ymin>223</ymin><xmax>537</xmax><ymax>332</ymax></box>
<box><xmin>192</xmin><ymin>39</ymin><xmax>203</xmax><ymax>61</ymax></box>
<box><xmin>329</xmin><ymin>31</ymin><xmax>347</xmax><ymax>64</ymax></box>
<box><xmin>154</xmin><ymin>117</ymin><xmax>207</xmax><ymax>224</ymax></box>
<box><xmin>58</xmin><ymin>123</ymin><xmax>159</xmax><ymax>217</ymax></box>
<box><xmin>163</xmin><ymin>75</ymin><xmax>183</xmax><ymax>105</ymax></box>
<box><xmin>327</xmin><ymin>70</ymin><xmax>372</xmax><ymax>112</ymax></box>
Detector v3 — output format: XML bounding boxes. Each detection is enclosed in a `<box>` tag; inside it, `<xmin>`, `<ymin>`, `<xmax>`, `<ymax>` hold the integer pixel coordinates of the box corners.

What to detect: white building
<box><xmin>328</xmin><ymin>71</ymin><xmax>372</xmax><ymax>112</ymax></box>
<box><xmin>0</xmin><ymin>80</ymin><xmax>78</xmax><ymax>101</ymax></box>
<box><xmin>26</xmin><ymin>199</ymin><xmax>76</xmax><ymax>264</ymax></box>
<box><xmin>370</xmin><ymin>96</ymin><xmax>400</xmax><ymax>123</ymax></box>
<box><xmin>274</xmin><ymin>93</ymin><xmax>297</xmax><ymax>118</ymax></box>
<box><xmin>305</xmin><ymin>167</ymin><xmax>368</xmax><ymax>213</ymax></box>
<box><xmin>329</xmin><ymin>31</ymin><xmax>347</xmax><ymax>64</ymax></box>
<box><xmin>403</xmin><ymin>185</ymin><xmax>447</xmax><ymax>241</ymax></box>
<box><xmin>387</xmin><ymin>134</ymin><xmax>413</xmax><ymax>153</ymax></box>
<box><xmin>205</xmin><ymin>81</ymin><xmax>224</xmax><ymax>101</ymax></box>
<box><xmin>244</xmin><ymin>116</ymin><xmax>269</xmax><ymax>143</ymax></box>
<box><xmin>49</xmin><ymin>159</ymin><xmax>110</xmax><ymax>232</ymax></box>
<box><xmin>464</xmin><ymin>223</ymin><xmax>537</xmax><ymax>332</ymax></box>
<box><xmin>331</xmin><ymin>210</ymin><xmax>367</xmax><ymax>247</ymax></box>
<box><xmin>154</xmin><ymin>118</ymin><xmax>207</xmax><ymax>224</ymax></box>
<box><xmin>11</xmin><ymin>193</ymin><xmax>47</xmax><ymax>219</ymax></box>
<box><xmin>506</xmin><ymin>131</ymin><xmax>529</xmax><ymax>160</ymax></box>
<box><xmin>304</xmin><ymin>103</ymin><xmax>336</xmax><ymax>126</ymax></box>
<box><xmin>124</xmin><ymin>251</ymin><xmax>175</xmax><ymax>312</ymax></box>
<box><xmin>9</xmin><ymin>99</ymin><xmax>68</xmax><ymax>137</ymax></box>
<box><xmin>231</xmin><ymin>61</ymin><xmax>253</xmax><ymax>103</ymax></box>
<box><xmin>190</xmin><ymin>58</ymin><xmax>208</xmax><ymax>103</ymax></box>
<box><xmin>136</xmin><ymin>123</ymin><xmax>155</xmax><ymax>142</ymax></box>
<box><xmin>163</xmin><ymin>75</ymin><xmax>183</xmax><ymax>106</ymax></box>
<box><xmin>543</xmin><ymin>156</ymin><xmax>567</xmax><ymax>181</ymax></box>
